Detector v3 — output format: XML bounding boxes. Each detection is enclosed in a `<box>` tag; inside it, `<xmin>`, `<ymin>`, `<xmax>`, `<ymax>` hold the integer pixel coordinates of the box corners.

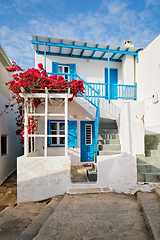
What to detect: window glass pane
<box><xmin>64</xmin><ymin>67</ymin><xmax>68</xmax><ymax>73</ymax></box>
<box><xmin>51</xmin><ymin>123</ymin><xmax>57</xmax><ymax>130</ymax></box>
<box><xmin>1</xmin><ymin>136</ymin><xmax>7</xmax><ymax>155</ymax></box>
<box><xmin>51</xmin><ymin>137</ymin><xmax>57</xmax><ymax>144</ymax></box>
<box><xmin>60</xmin><ymin>123</ymin><xmax>65</xmax><ymax>130</ymax></box>
<box><xmin>60</xmin><ymin>137</ymin><xmax>65</xmax><ymax>144</ymax></box>
<box><xmin>58</xmin><ymin>66</ymin><xmax>62</xmax><ymax>73</ymax></box>
<box><xmin>60</xmin><ymin>131</ymin><xmax>65</xmax><ymax>135</ymax></box>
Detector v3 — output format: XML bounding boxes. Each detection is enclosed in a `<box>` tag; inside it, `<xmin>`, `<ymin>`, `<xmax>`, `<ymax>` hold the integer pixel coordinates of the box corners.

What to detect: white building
<box><xmin>0</xmin><ymin>46</ymin><xmax>23</xmax><ymax>185</ymax></box>
<box><xmin>17</xmin><ymin>35</ymin><xmax>160</xmax><ymax>203</ymax></box>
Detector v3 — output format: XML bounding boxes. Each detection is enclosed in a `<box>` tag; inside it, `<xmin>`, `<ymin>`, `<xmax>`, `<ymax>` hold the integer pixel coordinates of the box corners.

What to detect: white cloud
<box><xmin>145</xmin><ymin>0</ymin><xmax>156</xmax><ymax>7</ymax></box>
<box><xmin>0</xmin><ymin>0</ymin><xmax>159</xmax><ymax>69</ymax></box>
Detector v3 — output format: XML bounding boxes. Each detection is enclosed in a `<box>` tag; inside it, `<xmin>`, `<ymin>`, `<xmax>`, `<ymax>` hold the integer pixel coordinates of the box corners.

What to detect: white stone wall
<box><xmin>0</xmin><ymin>93</ymin><xmax>23</xmax><ymax>184</ymax></box>
<box><xmin>119</xmin><ymin>101</ymin><xmax>145</xmax><ymax>156</ymax></box>
<box><xmin>137</xmin><ymin>34</ymin><xmax>160</xmax><ymax>133</ymax></box>
<box><xmin>17</xmin><ymin>153</ymin><xmax>71</xmax><ymax>203</ymax></box>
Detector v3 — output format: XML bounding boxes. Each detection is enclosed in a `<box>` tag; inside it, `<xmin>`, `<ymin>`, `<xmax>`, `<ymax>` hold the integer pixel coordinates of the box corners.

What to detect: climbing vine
<box><xmin>5</xmin><ymin>62</ymin><xmax>84</xmax><ymax>147</ymax></box>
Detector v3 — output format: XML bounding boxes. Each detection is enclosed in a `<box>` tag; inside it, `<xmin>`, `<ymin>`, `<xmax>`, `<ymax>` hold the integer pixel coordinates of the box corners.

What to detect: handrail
<box><xmin>88</xmin><ymin>82</ymin><xmax>137</xmax><ymax>100</ymax></box>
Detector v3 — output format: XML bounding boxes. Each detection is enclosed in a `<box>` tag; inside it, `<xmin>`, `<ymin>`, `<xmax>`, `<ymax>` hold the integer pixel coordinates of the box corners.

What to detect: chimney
<box><xmin>123</xmin><ymin>40</ymin><xmax>134</xmax><ymax>47</ymax></box>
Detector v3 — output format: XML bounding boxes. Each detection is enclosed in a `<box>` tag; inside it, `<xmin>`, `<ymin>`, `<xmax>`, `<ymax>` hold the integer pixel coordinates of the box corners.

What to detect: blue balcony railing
<box><xmin>47</xmin><ymin>72</ymin><xmax>137</xmax><ymax>101</ymax></box>
<box><xmin>88</xmin><ymin>82</ymin><xmax>137</xmax><ymax>100</ymax></box>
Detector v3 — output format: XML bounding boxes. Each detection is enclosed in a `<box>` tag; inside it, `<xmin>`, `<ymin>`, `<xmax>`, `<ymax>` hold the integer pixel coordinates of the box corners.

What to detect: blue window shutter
<box><xmin>68</xmin><ymin>121</ymin><xmax>77</xmax><ymax>147</ymax></box>
<box><xmin>52</xmin><ymin>62</ymin><xmax>58</xmax><ymax>73</ymax></box>
<box><xmin>69</xmin><ymin>64</ymin><xmax>76</xmax><ymax>81</ymax></box>
<box><xmin>48</xmin><ymin>120</ymin><xmax>51</xmax><ymax>147</ymax></box>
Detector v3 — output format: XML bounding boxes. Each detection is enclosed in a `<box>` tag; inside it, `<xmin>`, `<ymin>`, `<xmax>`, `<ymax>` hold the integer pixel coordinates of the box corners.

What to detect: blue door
<box><xmin>105</xmin><ymin>68</ymin><xmax>118</xmax><ymax>99</ymax></box>
<box><xmin>80</xmin><ymin>121</ymin><xmax>95</xmax><ymax>162</ymax></box>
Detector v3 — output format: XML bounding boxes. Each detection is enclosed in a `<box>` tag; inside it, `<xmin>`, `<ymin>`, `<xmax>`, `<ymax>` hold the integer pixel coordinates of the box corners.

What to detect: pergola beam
<box><xmin>91</xmin><ymin>44</ymin><xmax>99</xmax><ymax>58</ymax></box>
<box><xmin>31</xmin><ymin>40</ymin><xmax>138</xmax><ymax>56</ymax></box>
<box><xmin>101</xmin><ymin>45</ymin><xmax>110</xmax><ymax>59</ymax></box>
<box><xmin>110</xmin><ymin>47</ymin><xmax>120</xmax><ymax>61</ymax></box>
<box><xmin>70</xmin><ymin>41</ymin><xmax>75</xmax><ymax>56</ymax></box>
<box><xmin>81</xmin><ymin>42</ymin><xmax>87</xmax><ymax>57</ymax></box>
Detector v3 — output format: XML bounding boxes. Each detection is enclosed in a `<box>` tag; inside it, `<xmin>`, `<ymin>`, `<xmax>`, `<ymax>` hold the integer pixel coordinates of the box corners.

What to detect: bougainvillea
<box><xmin>5</xmin><ymin>62</ymin><xmax>84</xmax><ymax>147</ymax></box>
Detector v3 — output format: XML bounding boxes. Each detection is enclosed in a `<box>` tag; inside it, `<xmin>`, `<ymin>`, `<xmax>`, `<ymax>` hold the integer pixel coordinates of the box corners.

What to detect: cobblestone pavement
<box><xmin>34</xmin><ymin>193</ymin><xmax>151</xmax><ymax>240</ymax></box>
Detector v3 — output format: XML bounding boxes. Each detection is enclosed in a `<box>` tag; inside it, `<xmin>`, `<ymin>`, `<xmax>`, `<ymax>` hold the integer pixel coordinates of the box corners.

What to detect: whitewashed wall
<box><xmin>119</xmin><ymin>101</ymin><xmax>145</xmax><ymax>156</ymax></box>
<box><xmin>17</xmin><ymin>152</ymin><xmax>71</xmax><ymax>203</ymax></box>
<box><xmin>35</xmin><ymin>54</ymin><xmax>123</xmax><ymax>84</ymax></box>
<box><xmin>35</xmin><ymin>99</ymin><xmax>95</xmax><ymax>165</ymax></box>
<box><xmin>0</xmin><ymin>92</ymin><xmax>23</xmax><ymax>184</ymax></box>
<box><xmin>137</xmin><ymin>34</ymin><xmax>160</xmax><ymax>133</ymax></box>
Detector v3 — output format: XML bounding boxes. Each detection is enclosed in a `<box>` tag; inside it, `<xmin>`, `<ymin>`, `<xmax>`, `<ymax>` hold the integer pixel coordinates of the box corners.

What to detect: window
<box><xmin>48</xmin><ymin>120</ymin><xmax>77</xmax><ymax>147</ymax></box>
<box><xmin>1</xmin><ymin>135</ymin><xmax>7</xmax><ymax>156</ymax></box>
<box><xmin>50</xmin><ymin>121</ymin><xmax>65</xmax><ymax>146</ymax></box>
<box><xmin>58</xmin><ymin>65</ymin><xmax>69</xmax><ymax>80</ymax></box>
<box><xmin>85</xmin><ymin>124</ymin><xmax>92</xmax><ymax>145</ymax></box>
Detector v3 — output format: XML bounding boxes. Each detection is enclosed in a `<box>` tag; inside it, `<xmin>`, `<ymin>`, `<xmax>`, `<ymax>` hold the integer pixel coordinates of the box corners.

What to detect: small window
<box><xmin>85</xmin><ymin>124</ymin><xmax>92</xmax><ymax>145</ymax></box>
<box><xmin>58</xmin><ymin>65</ymin><xmax>69</xmax><ymax>80</ymax></box>
<box><xmin>50</xmin><ymin>121</ymin><xmax>65</xmax><ymax>146</ymax></box>
<box><xmin>1</xmin><ymin>135</ymin><xmax>7</xmax><ymax>156</ymax></box>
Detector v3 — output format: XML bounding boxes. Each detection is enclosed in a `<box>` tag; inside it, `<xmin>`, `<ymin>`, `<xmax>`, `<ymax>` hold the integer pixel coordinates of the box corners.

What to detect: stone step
<box><xmin>145</xmin><ymin>134</ymin><xmax>160</xmax><ymax>143</ymax></box>
<box><xmin>98</xmin><ymin>150</ymin><xmax>121</xmax><ymax>156</ymax></box>
<box><xmin>98</xmin><ymin>144</ymin><xmax>121</xmax><ymax>151</ymax></box>
<box><xmin>145</xmin><ymin>149</ymin><xmax>160</xmax><ymax>157</ymax></box>
<box><xmin>98</xmin><ymin>133</ymin><xmax>119</xmax><ymax>140</ymax></box>
<box><xmin>145</xmin><ymin>142</ymin><xmax>160</xmax><ymax>150</ymax></box>
<box><xmin>137</xmin><ymin>173</ymin><xmax>160</xmax><ymax>182</ymax></box>
<box><xmin>98</xmin><ymin>129</ymin><xmax>118</xmax><ymax>134</ymax></box>
<box><xmin>137</xmin><ymin>156</ymin><xmax>160</xmax><ymax>165</ymax></box>
<box><xmin>99</xmin><ymin>118</ymin><xmax>116</xmax><ymax>123</ymax></box>
<box><xmin>68</xmin><ymin>188</ymin><xmax>101</xmax><ymax>194</ymax></box>
<box><xmin>137</xmin><ymin>164</ymin><xmax>160</xmax><ymax>173</ymax></box>
<box><xmin>99</xmin><ymin>124</ymin><xmax>117</xmax><ymax>130</ymax></box>
<box><xmin>137</xmin><ymin>192</ymin><xmax>160</xmax><ymax>239</ymax></box>
<box><xmin>97</xmin><ymin>139</ymin><xmax>120</xmax><ymax>145</ymax></box>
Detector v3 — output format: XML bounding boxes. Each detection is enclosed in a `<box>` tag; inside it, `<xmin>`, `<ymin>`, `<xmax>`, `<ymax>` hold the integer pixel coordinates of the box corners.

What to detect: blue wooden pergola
<box><xmin>31</xmin><ymin>35</ymin><xmax>141</xmax><ymax>103</ymax></box>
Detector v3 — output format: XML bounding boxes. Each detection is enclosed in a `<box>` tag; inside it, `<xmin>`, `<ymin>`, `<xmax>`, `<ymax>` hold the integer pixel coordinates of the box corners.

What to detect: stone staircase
<box><xmin>137</xmin><ymin>134</ymin><xmax>160</xmax><ymax>182</ymax></box>
<box><xmin>87</xmin><ymin>118</ymin><xmax>121</xmax><ymax>182</ymax></box>
<box><xmin>97</xmin><ymin>118</ymin><xmax>121</xmax><ymax>156</ymax></box>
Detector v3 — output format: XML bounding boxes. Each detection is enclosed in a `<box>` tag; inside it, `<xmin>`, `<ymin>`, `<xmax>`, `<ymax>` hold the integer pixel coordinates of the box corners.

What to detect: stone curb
<box><xmin>15</xmin><ymin>195</ymin><xmax>64</xmax><ymax>240</ymax></box>
<box><xmin>154</xmin><ymin>187</ymin><xmax>160</xmax><ymax>198</ymax></box>
<box><xmin>137</xmin><ymin>192</ymin><xmax>160</xmax><ymax>240</ymax></box>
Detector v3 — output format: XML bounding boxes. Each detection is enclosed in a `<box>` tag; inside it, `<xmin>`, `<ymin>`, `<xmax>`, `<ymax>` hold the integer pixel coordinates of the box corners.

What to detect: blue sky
<box><xmin>0</xmin><ymin>0</ymin><xmax>160</xmax><ymax>69</ymax></box>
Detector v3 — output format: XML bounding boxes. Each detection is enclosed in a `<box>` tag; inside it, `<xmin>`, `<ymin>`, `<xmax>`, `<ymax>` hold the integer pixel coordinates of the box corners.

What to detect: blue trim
<box><xmin>48</xmin><ymin>120</ymin><xmax>51</xmax><ymax>147</ymax></box>
<box><xmin>52</xmin><ymin>61</ymin><xmax>58</xmax><ymax>73</ymax></box>
<box><xmin>110</xmin><ymin>47</ymin><xmax>120</xmax><ymax>60</ymax></box>
<box><xmin>118</xmin><ymin>48</ymin><xmax>129</xmax><ymax>61</ymax></box>
<box><xmin>70</xmin><ymin>41</ymin><xmax>75</xmax><ymax>56</ymax></box>
<box><xmin>36</xmin><ymin>36</ymin><xmax>39</xmax><ymax>53</ymax></box>
<box><xmin>32</xmin><ymin>40</ymin><xmax>139</xmax><ymax>57</ymax></box>
<box><xmin>60</xmin><ymin>39</ymin><xmax>63</xmax><ymax>55</ymax></box>
<box><xmin>37</xmin><ymin>51</ymin><xmax>121</xmax><ymax>62</ymax></box>
<box><xmin>44</xmin><ymin>42</ymin><xmax>46</xmax><ymax>70</ymax></box>
<box><xmin>81</xmin><ymin>42</ymin><xmax>87</xmax><ymax>57</ymax></box>
<box><xmin>91</xmin><ymin>44</ymin><xmax>99</xmax><ymax>58</ymax></box>
<box><xmin>49</xmin><ymin>38</ymin><xmax>50</xmax><ymax>55</ymax></box>
<box><xmin>101</xmin><ymin>45</ymin><xmax>110</xmax><ymax>60</ymax></box>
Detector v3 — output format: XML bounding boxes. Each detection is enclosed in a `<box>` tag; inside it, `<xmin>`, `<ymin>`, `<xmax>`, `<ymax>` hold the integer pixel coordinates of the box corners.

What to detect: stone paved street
<box><xmin>34</xmin><ymin>193</ymin><xmax>151</xmax><ymax>240</ymax></box>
